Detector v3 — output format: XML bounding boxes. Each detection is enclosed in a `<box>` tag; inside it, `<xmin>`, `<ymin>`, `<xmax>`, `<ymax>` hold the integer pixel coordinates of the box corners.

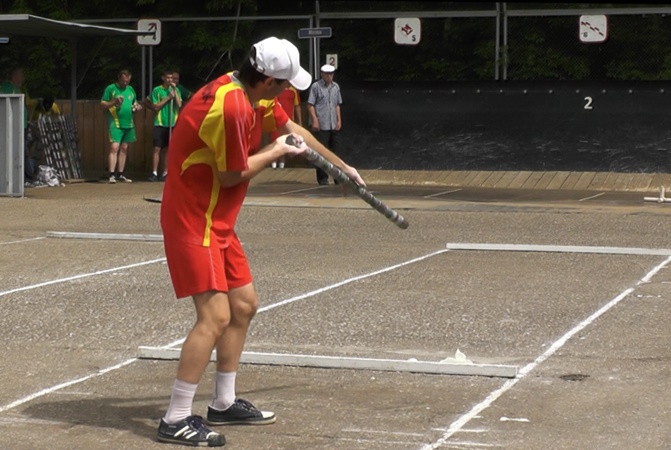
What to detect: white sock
<box><xmin>152</xmin><ymin>171</ymin><xmax>157</xmax><ymax>176</ymax></box>
<box><xmin>210</xmin><ymin>371</ymin><xmax>236</xmax><ymax>411</ymax></box>
<box><xmin>278</xmin><ymin>162</ymin><xmax>285</xmax><ymax>169</ymax></box>
<box><xmin>163</xmin><ymin>379</ymin><xmax>197</xmax><ymax>424</ymax></box>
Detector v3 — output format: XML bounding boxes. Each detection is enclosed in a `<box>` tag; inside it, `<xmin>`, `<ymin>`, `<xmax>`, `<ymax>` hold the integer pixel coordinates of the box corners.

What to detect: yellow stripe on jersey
<box><xmin>181</xmin><ymin>147</ymin><xmax>219</xmax><ymax>247</ymax></box>
<box><xmin>198</xmin><ymin>80</ymin><xmax>247</xmax><ymax>172</ymax></box>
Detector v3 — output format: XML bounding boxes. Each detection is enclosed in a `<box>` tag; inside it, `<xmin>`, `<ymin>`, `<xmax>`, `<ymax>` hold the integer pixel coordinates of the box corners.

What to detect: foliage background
<box><xmin>1</xmin><ymin>2</ymin><xmax>670</xmax><ymax>99</ymax></box>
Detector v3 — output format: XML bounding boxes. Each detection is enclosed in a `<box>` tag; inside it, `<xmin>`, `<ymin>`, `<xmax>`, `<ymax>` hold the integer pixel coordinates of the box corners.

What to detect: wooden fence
<box><xmin>53</xmin><ymin>100</ymin><xmax>311</xmax><ymax>180</ymax></box>
<box><xmin>54</xmin><ymin>100</ymin><xmax>155</xmax><ymax>179</ymax></box>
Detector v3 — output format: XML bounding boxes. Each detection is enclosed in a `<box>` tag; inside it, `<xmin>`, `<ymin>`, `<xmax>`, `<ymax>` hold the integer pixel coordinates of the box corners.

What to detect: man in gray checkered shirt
<box><xmin>307</xmin><ymin>64</ymin><xmax>342</xmax><ymax>185</ymax></box>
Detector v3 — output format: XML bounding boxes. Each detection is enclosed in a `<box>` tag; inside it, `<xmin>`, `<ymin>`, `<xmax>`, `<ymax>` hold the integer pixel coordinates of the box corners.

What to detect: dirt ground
<box><xmin>1</xmin><ymin>178</ymin><xmax>671</xmax><ymax>450</ymax></box>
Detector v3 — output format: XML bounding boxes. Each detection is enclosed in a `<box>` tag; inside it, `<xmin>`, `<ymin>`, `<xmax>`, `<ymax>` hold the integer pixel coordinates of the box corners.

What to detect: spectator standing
<box><xmin>307</xmin><ymin>64</ymin><xmax>342</xmax><ymax>184</ymax></box>
<box><xmin>269</xmin><ymin>86</ymin><xmax>302</xmax><ymax>169</ymax></box>
<box><xmin>100</xmin><ymin>69</ymin><xmax>142</xmax><ymax>183</ymax></box>
<box><xmin>0</xmin><ymin>66</ymin><xmax>39</xmax><ymax>128</ymax></box>
<box><xmin>172</xmin><ymin>72</ymin><xmax>193</xmax><ymax>104</ymax></box>
<box><xmin>148</xmin><ymin>70</ymin><xmax>182</xmax><ymax>181</ymax></box>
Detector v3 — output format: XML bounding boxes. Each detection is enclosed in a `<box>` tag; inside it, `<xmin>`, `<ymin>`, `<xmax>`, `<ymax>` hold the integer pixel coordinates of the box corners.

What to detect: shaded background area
<box><xmin>339</xmin><ymin>81</ymin><xmax>671</xmax><ymax>173</ymax></box>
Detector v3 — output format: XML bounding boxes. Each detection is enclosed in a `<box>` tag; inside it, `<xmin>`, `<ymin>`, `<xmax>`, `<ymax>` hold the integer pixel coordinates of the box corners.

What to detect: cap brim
<box><xmin>290</xmin><ymin>67</ymin><xmax>312</xmax><ymax>91</ymax></box>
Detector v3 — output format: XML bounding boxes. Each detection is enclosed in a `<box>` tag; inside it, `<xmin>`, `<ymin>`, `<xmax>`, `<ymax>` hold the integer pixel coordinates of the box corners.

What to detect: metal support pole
<box><xmin>70</xmin><ymin>39</ymin><xmax>77</xmax><ymax>121</ymax></box>
<box><xmin>315</xmin><ymin>0</ymin><xmax>321</xmax><ymax>77</ymax></box>
<box><xmin>141</xmin><ymin>46</ymin><xmax>146</xmax><ymax>100</ymax></box>
<box><xmin>502</xmin><ymin>2</ymin><xmax>508</xmax><ymax>80</ymax></box>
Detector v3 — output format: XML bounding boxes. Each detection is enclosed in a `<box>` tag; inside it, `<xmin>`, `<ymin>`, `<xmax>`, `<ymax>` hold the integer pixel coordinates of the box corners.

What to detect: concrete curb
<box><xmin>252</xmin><ymin>168</ymin><xmax>671</xmax><ymax>193</ymax></box>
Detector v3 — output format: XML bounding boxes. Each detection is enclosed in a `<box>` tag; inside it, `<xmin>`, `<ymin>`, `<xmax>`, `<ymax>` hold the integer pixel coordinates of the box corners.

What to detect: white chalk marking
<box><xmin>578</xmin><ymin>192</ymin><xmax>606</xmax><ymax>202</ymax></box>
<box><xmin>446</xmin><ymin>242</ymin><xmax>671</xmax><ymax>256</ymax></box>
<box><xmin>442</xmin><ymin>442</ymin><xmax>497</xmax><ymax>448</ymax></box>
<box><xmin>342</xmin><ymin>429</ymin><xmax>425</xmax><ymax>437</ymax></box>
<box><xmin>0</xmin><ymin>359</ymin><xmax>137</xmax><ymax>413</ymax></box>
<box><xmin>499</xmin><ymin>416</ymin><xmax>530</xmax><ymax>422</ymax></box>
<box><xmin>0</xmin><ymin>258</ymin><xmax>166</xmax><ymax>298</ymax></box>
<box><xmin>0</xmin><ymin>237</ymin><xmax>46</xmax><ymax>245</ymax></box>
<box><xmin>276</xmin><ymin>185</ymin><xmax>329</xmax><ymax>195</ymax></box>
<box><xmin>420</xmin><ymin>255</ymin><xmax>671</xmax><ymax>450</ymax></box>
<box><xmin>258</xmin><ymin>249</ymin><xmax>449</xmax><ymax>313</ymax></box>
<box><xmin>0</xmin><ymin>249</ymin><xmax>447</xmax><ymax>412</ymax></box>
<box><xmin>424</xmin><ymin>189</ymin><xmax>462</xmax><ymax>199</ymax></box>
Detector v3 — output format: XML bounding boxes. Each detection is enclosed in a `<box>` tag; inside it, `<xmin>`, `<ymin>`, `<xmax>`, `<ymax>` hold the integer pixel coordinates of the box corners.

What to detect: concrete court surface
<box><xmin>1</xmin><ymin>177</ymin><xmax>671</xmax><ymax>450</ymax></box>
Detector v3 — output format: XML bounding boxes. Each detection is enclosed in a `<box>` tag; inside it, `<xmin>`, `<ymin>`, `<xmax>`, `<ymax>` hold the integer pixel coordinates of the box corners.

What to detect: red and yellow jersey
<box><xmin>160</xmin><ymin>72</ymin><xmax>254</xmax><ymax>249</ymax></box>
<box><xmin>250</xmin><ymin>98</ymin><xmax>290</xmax><ymax>153</ymax></box>
<box><xmin>275</xmin><ymin>87</ymin><xmax>300</xmax><ymax>121</ymax></box>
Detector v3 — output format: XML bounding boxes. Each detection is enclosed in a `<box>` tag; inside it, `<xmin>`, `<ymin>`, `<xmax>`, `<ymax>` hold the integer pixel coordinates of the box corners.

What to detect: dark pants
<box><xmin>314</xmin><ymin>129</ymin><xmax>340</xmax><ymax>184</ymax></box>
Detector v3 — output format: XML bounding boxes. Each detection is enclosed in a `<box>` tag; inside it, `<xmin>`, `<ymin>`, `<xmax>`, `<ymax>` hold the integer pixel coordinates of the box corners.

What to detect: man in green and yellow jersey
<box><xmin>100</xmin><ymin>69</ymin><xmax>142</xmax><ymax>183</ymax></box>
<box><xmin>147</xmin><ymin>70</ymin><xmax>182</xmax><ymax>182</ymax></box>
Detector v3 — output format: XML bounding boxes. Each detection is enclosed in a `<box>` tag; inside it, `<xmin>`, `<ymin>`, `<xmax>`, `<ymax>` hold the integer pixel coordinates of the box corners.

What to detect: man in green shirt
<box><xmin>147</xmin><ymin>70</ymin><xmax>182</xmax><ymax>182</ymax></box>
<box><xmin>100</xmin><ymin>69</ymin><xmax>142</xmax><ymax>183</ymax></box>
<box><xmin>172</xmin><ymin>72</ymin><xmax>192</xmax><ymax>104</ymax></box>
<box><xmin>0</xmin><ymin>66</ymin><xmax>38</xmax><ymax>128</ymax></box>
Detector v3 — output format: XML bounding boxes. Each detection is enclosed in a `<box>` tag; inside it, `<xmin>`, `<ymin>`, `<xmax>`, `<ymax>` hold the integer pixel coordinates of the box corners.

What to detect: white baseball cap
<box><xmin>251</xmin><ymin>37</ymin><xmax>312</xmax><ymax>90</ymax></box>
<box><xmin>321</xmin><ymin>64</ymin><xmax>336</xmax><ymax>73</ymax></box>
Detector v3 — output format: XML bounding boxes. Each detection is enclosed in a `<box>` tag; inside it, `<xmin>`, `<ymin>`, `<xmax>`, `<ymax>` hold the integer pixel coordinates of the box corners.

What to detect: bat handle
<box><xmin>285</xmin><ymin>135</ymin><xmax>299</xmax><ymax>147</ymax></box>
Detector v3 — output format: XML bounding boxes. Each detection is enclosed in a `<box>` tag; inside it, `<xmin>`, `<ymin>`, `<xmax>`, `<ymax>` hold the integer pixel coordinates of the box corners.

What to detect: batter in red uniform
<box><xmin>157</xmin><ymin>37</ymin><xmax>365</xmax><ymax>447</ymax></box>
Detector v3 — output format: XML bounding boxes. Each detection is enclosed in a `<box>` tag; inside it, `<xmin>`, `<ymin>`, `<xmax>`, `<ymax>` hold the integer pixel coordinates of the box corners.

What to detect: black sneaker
<box><xmin>117</xmin><ymin>174</ymin><xmax>133</xmax><ymax>183</ymax></box>
<box><xmin>148</xmin><ymin>173</ymin><xmax>158</xmax><ymax>182</ymax></box>
<box><xmin>206</xmin><ymin>398</ymin><xmax>276</xmax><ymax>426</ymax></box>
<box><xmin>157</xmin><ymin>415</ymin><xmax>225</xmax><ymax>447</ymax></box>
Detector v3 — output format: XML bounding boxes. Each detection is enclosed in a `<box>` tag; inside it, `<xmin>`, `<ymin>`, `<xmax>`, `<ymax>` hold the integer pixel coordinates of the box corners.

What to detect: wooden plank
<box><xmin>137</xmin><ymin>347</ymin><xmax>518</xmax><ymax>378</ymax></box>
<box><xmin>47</xmin><ymin>231</ymin><xmax>163</xmax><ymax>242</ymax></box>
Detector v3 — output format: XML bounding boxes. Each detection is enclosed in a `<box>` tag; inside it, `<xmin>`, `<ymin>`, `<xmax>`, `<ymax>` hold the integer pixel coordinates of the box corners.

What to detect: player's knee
<box><xmin>200</xmin><ymin>312</ymin><xmax>231</xmax><ymax>337</ymax></box>
<box><xmin>232</xmin><ymin>295</ymin><xmax>258</xmax><ymax>320</ymax></box>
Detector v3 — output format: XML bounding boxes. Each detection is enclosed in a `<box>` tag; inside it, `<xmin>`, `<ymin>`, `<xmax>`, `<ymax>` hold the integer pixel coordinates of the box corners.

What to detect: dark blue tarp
<box><xmin>334</xmin><ymin>81</ymin><xmax>671</xmax><ymax>173</ymax></box>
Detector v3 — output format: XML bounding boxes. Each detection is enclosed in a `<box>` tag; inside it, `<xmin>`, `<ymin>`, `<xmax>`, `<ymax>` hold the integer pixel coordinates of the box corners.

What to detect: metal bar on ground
<box><xmin>47</xmin><ymin>231</ymin><xmax>163</xmax><ymax>241</ymax></box>
<box><xmin>137</xmin><ymin>346</ymin><xmax>518</xmax><ymax>378</ymax></box>
<box><xmin>445</xmin><ymin>243</ymin><xmax>671</xmax><ymax>256</ymax></box>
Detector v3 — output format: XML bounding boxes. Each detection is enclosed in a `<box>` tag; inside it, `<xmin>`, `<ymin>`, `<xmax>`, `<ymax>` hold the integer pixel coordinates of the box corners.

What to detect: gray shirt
<box><xmin>307</xmin><ymin>79</ymin><xmax>342</xmax><ymax>131</ymax></box>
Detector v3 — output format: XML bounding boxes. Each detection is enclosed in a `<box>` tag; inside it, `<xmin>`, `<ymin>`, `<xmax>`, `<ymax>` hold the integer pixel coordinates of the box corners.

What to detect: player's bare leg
<box><xmin>207</xmin><ymin>283</ymin><xmax>276</xmax><ymax>426</ymax></box>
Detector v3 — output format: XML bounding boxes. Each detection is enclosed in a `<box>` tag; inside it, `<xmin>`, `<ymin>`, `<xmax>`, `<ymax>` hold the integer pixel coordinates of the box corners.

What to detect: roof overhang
<box><xmin>0</xmin><ymin>14</ymin><xmax>146</xmax><ymax>39</ymax></box>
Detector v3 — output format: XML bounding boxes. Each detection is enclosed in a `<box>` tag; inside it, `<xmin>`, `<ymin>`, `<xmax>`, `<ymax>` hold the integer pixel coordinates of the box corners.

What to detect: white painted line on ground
<box><xmin>342</xmin><ymin>429</ymin><xmax>425</xmax><ymax>437</ymax></box>
<box><xmin>137</xmin><ymin>348</ymin><xmax>517</xmax><ymax>378</ymax></box>
<box><xmin>0</xmin><ymin>258</ymin><xmax>166</xmax><ymax>298</ymax></box>
<box><xmin>276</xmin><ymin>185</ymin><xmax>329</xmax><ymax>194</ymax></box>
<box><xmin>258</xmin><ymin>249</ymin><xmax>449</xmax><ymax>314</ymax></box>
<box><xmin>0</xmin><ymin>359</ymin><xmax>137</xmax><ymax>413</ymax></box>
<box><xmin>445</xmin><ymin>242</ymin><xmax>671</xmax><ymax>256</ymax></box>
<box><xmin>424</xmin><ymin>189</ymin><xmax>462</xmax><ymax>199</ymax></box>
<box><xmin>0</xmin><ymin>237</ymin><xmax>46</xmax><ymax>245</ymax></box>
<box><xmin>443</xmin><ymin>441</ymin><xmax>497</xmax><ymax>448</ymax></box>
<box><xmin>419</xmin><ymin>255</ymin><xmax>671</xmax><ymax>450</ymax></box>
<box><xmin>47</xmin><ymin>231</ymin><xmax>163</xmax><ymax>241</ymax></box>
<box><xmin>578</xmin><ymin>192</ymin><xmax>605</xmax><ymax>202</ymax></box>
<box><xmin>0</xmin><ymin>248</ymin><xmax>448</xmax><ymax>412</ymax></box>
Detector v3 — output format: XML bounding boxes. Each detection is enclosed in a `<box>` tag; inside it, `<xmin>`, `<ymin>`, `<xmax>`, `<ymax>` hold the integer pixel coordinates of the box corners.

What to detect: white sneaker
<box><xmin>108</xmin><ymin>175</ymin><xmax>116</xmax><ymax>184</ymax></box>
<box><xmin>271</xmin><ymin>162</ymin><xmax>277</xmax><ymax>169</ymax></box>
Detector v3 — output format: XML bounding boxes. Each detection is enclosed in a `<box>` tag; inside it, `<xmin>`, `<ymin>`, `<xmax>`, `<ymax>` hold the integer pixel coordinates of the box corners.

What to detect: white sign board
<box><xmin>394</xmin><ymin>18</ymin><xmax>421</xmax><ymax>45</ymax></box>
<box><xmin>137</xmin><ymin>19</ymin><xmax>162</xmax><ymax>46</ymax></box>
<box><xmin>325</xmin><ymin>54</ymin><xmax>338</xmax><ymax>70</ymax></box>
<box><xmin>579</xmin><ymin>15</ymin><xmax>608</xmax><ymax>43</ymax></box>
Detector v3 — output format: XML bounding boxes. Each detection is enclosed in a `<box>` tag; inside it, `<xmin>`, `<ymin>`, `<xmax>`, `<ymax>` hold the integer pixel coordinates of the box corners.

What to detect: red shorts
<box><xmin>163</xmin><ymin>234</ymin><xmax>253</xmax><ymax>298</ymax></box>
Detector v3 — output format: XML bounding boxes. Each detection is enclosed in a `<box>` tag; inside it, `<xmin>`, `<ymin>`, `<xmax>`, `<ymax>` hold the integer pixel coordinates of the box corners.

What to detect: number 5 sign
<box><xmin>394</xmin><ymin>18</ymin><xmax>421</xmax><ymax>45</ymax></box>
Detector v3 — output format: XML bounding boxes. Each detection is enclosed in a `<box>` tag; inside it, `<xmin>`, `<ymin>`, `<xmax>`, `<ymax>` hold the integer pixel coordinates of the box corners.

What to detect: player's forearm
<box><xmin>217</xmin><ymin>143</ymin><xmax>286</xmax><ymax>187</ymax></box>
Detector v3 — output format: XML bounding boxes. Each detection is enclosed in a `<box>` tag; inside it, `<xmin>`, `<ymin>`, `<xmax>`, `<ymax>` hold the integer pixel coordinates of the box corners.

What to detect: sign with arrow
<box><xmin>137</xmin><ymin>19</ymin><xmax>162</xmax><ymax>46</ymax></box>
